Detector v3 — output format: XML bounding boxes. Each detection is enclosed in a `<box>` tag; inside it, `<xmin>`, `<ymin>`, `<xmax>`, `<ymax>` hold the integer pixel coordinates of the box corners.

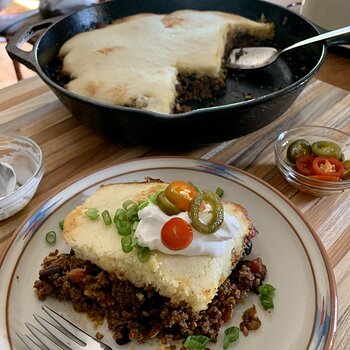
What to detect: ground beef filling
<box><xmin>174</xmin><ymin>69</ymin><xmax>227</xmax><ymax>113</ymax></box>
<box><xmin>172</xmin><ymin>34</ymin><xmax>270</xmax><ymax>113</ymax></box>
<box><xmin>34</xmin><ymin>250</ymin><xmax>266</xmax><ymax>345</ymax></box>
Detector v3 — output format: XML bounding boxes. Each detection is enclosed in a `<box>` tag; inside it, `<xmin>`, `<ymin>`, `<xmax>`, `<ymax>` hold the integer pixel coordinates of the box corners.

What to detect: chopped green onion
<box><xmin>58</xmin><ymin>220</ymin><xmax>64</xmax><ymax>230</ymax></box>
<box><xmin>183</xmin><ymin>335</ymin><xmax>210</xmax><ymax>350</ymax></box>
<box><xmin>132</xmin><ymin>221</ymin><xmax>139</xmax><ymax>232</ymax></box>
<box><xmin>260</xmin><ymin>293</ymin><xmax>274</xmax><ymax>310</ymax></box>
<box><xmin>122</xmin><ymin>199</ymin><xmax>135</xmax><ymax>210</ymax></box>
<box><xmin>122</xmin><ymin>235</ymin><xmax>132</xmax><ymax>245</ymax></box>
<box><xmin>258</xmin><ymin>284</ymin><xmax>276</xmax><ymax>296</ymax></box>
<box><xmin>215</xmin><ymin>187</ymin><xmax>224</xmax><ymax>198</ymax></box>
<box><xmin>122</xmin><ymin>244</ymin><xmax>133</xmax><ymax>253</ymax></box>
<box><xmin>132</xmin><ymin>236</ymin><xmax>138</xmax><ymax>247</ymax></box>
<box><xmin>85</xmin><ymin>208</ymin><xmax>99</xmax><ymax>220</ymax></box>
<box><xmin>114</xmin><ymin>196</ymin><xmax>155</xmax><ymax>261</ymax></box>
<box><xmin>137</xmin><ymin>200</ymin><xmax>149</xmax><ymax>211</ymax></box>
<box><xmin>102</xmin><ymin>210</ymin><xmax>112</xmax><ymax>225</ymax></box>
<box><xmin>258</xmin><ymin>283</ymin><xmax>276</xmax><ymax>310</ymax></box>
<box><xmin>126</xmin><ymin>204</ymin><xmax>138</xmax><ymax>220</ymax></box>
<box><xmin>223</xmin><ymin>326</ymin><xmax>239</xmax><ymax>349</ymax></box>
<box><xmin>115</xmin><ymin>220</ymin><xmax>132</xmax><ymax>236</ymax></box>
<box><xmin>137</xmin><ymin>246</ymin><xmax>151</xmax><ymax>262</ymax></box>
<box><xmin>149</xmin><ymin>193</ymin><xmax>158</xmax><ymax>204</ymax></box>
<box><xmin>45</xmin><ymin>231</ymin><xmax>56</xmax><ymax>244</ymax></box>
<box><xmin>114</xmin><ymin>208</ymin><xmax>126</xmax><ymax>223</ymax></box>
<box><xmin>121</xmin><ymin>236</ymin><xmax>133</xmax><ymax>253</ymax></box>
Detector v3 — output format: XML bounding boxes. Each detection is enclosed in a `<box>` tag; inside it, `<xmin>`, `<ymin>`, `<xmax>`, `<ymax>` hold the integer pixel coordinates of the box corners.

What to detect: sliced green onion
<box><xmin>45</xmin><ymin>231</ymin><xmax>56</xmax><ymax>244</ymax></box>
<box><xmin>137</xmin><ymin>246</ymin><xmax>151</xmax><ymax>262</ymax></box>
<box><xmin>215</xmin><ymin>186</ymin><xmax>224</xmax><ymax>198</ymax></box>
<box><xmin>183</xmin><ymin>335</ymin><xmax>210</xmax><ymax>350</ymax></box>
<box><xmin>122</xmin><ymin>235</ymin><xmax>132</xmax><ymax>245</ymax></box>
<box><xmin>258</xmin><ymin>283</ymin><xmax>276</xmax><ymax>310</ymax></box>
<box><xmin>258</xmin><ymin>284</ymin><xmax>276</xmax><ymax>296</ymax></box>
<box><xmin>223</xmin><ymin>326</ymin><xmax>239</xmax><ymax>349</ymax></box>
<box><xmin>132</xmin><ymin>221</ymin><xmax>139</xmax><ymax>232</ymax></box>
<box><xmin>102</xmin><ymin>210</ymin><xmax>112</xmax><ymax>225</ymax></box>
<box><xmin>149</xmin><ymin>193</ymin><xmax>158</xmax><ymax>204</ymax></box>
<box><xmin>122</xmin><ymin>245</ymin><xmax>133</xmax><ymax>253</ymax></box>
<box><xmin>122</xmin><ymin>199</ymin><xmax>135</xmax><ymax>210</ymax></box>
<box><xmin>115</xmin><ymin>220</ymin><xmax>132</xmax><ymax>236</ymax></box>
<box><xmin>132</xmin><ymin>236</ymin><xmax>138</xmax><ymax>247</ymax></box>
<box><xmin>114</xmin><ymin>197</ymin><xmax>155</xmax><ymax>260</ymax></box>
<box><xmin>126</xmin><ymin>204</ymin><xmax>138</xmax><ymax>220</ymax></box>
<box><xmin>121</xmin><ymin>236</ymin><xmax>133</xmax><ymax>253</ymax></box>
<box><xmin>58</xmin><ymin>220</ymin><xmax>64</xmax><ymax>230</ymax></box>
<box><xmin>85</xmin><ymin>208</ymin><xmax>99</xmax><ymax>220</ymax></box>
<box><xmin>260</xmin><ymin>294</ymin><xmax>274</xmax><ymax>309</ymax></box>
<box><xmin>137</xmin><ymin>200</ymin><xmax>149</xmax><ymax>211</ymax></box>
<box><xmin>114</xmin><ymin>208</ymin><xmax>126</xmax><ymax>223</ymax></box>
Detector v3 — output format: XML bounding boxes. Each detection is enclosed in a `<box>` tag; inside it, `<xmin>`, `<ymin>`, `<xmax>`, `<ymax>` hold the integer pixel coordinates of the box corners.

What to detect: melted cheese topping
<box><xmin>59</xmin><ymin>10</ymin><xmax>274</xmax><ymax>114</ymax></box>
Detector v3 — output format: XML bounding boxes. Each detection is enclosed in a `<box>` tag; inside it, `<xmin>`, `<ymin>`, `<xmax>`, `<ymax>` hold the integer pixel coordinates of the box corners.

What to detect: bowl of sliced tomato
<box><xmin>274</xmin><ymin>125</ymin><xmax>350</xmax><ymax>196</ymax></box>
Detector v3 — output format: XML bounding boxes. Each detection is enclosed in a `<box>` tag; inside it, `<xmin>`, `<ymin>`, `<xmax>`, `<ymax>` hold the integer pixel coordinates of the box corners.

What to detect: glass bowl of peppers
<box><xmin>274</xmin><ymin>125</ymin><xmax>350</xmax><ymax>196</ymax></box>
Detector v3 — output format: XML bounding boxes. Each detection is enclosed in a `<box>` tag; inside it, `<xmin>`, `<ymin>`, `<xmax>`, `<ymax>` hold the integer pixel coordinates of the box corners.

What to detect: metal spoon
<box><xmin>226</xmin><ymin>25</ymin><xmax>350</xmax><ymax>70</ymax></box>
<box><xmin>0</xmin><ymin>161</ymin><xmax>17</xmax><ymax>199</ymax></box>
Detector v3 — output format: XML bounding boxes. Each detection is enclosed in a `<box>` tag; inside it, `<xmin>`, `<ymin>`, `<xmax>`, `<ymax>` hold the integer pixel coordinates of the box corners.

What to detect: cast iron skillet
<box><xmin>5</xmin><ymin>0</ymin><xmax>347</xmax><ymax>145</ymax></box>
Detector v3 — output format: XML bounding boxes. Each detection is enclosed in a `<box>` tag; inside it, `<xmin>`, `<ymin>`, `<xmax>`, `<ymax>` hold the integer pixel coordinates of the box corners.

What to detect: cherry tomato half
<box><xmin>164</xmin><ymin>181</ymin><xmax>197</xmax><ymax>212</ymax></box>
<box><xmin>161</xmin><ymin>217</ymin><xmax>193</xmax><ymax>250</ymax></box>
<box><xmin>311</xmin><ymin>157</ymin><xmax>345</xmax><ymax>178</ymax></box>
<box><xmin>295</xmin><ymin>154</ymin><xmax>315</xmax><ymax>176</ymax></box>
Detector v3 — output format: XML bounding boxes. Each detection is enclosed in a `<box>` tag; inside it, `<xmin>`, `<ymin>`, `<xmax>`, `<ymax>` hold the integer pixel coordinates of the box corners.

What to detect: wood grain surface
<box><xmin>0</xmin><ymin>76</ymin><xmax>349</xmax><ymax>349</ymax></box>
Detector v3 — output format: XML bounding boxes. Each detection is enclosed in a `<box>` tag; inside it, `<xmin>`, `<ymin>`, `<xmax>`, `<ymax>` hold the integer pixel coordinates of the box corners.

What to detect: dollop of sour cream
<box><xmin>134</xmin><ymin>203</ymin><xmax>240</xmax><ymax>257</ymax></box>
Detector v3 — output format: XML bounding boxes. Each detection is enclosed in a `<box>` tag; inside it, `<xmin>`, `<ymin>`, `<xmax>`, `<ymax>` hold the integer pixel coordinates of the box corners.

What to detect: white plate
<box><xmin>0</xmin><ymin>157</ymin><xmax>337</xmax><ymax>350</ymax></box>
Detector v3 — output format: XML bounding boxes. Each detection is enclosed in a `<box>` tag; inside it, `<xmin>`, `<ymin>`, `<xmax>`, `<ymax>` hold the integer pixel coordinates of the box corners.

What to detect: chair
<box><xmin>0</xmin><ymin>1</ymin><xmax>41</xmax><ymax>81</ymax></box>
<box><xmin>0</xmin><ymin>1</ymin><xmax>105</xmax><ymax>81</ymax></box>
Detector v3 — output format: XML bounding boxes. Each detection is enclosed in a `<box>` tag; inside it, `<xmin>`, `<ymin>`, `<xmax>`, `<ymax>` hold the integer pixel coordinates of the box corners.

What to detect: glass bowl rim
<box><xmin>0</xmin><ymin>134</ymin><xmax>44</xmax><ymax>202</ymax></box>
<box><xmin>274</xmin><ymin>125</ymin><xmax>350</xmax><ymax>189</ymax></box>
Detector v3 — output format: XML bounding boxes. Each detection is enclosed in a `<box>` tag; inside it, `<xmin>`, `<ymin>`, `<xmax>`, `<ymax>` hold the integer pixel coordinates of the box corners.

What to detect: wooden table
<box><xmin>0</xmin><ymin>76</ymin><xmax>350</xmax><ymax>348</ymax></box>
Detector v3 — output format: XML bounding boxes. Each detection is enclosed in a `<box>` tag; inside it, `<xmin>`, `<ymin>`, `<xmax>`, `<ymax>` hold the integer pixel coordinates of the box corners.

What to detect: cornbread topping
<box><xmin>59</xmin><ymin>10</ymin><xmax>274</xmax><ymax>114</ymax></box>
<box><xmin>135</xmin><ymin>202</ymin><xmax>240</xmax><ymax>256</ymax></box>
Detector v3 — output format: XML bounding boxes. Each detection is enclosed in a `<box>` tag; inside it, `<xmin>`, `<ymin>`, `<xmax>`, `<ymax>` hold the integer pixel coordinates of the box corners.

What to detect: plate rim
<box><xmin>0</xmin><ymin>156</ymin><xmax>337</xmax><ymax>349</ymax></box>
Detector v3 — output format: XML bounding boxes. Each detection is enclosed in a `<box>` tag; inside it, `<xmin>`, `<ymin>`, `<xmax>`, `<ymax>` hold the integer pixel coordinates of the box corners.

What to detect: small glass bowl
<box><xmin>274</xmin><ymin>126</ymin><xmax>350</xmax><ymax>196</ymax></box>
<box><xmin>0</xmin><ymin>135</ymin><xmax>44</xmax><ymax>220</ymax></box>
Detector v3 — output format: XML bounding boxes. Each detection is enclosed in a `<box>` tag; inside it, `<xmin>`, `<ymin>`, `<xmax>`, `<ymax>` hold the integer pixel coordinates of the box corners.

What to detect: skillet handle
<box><xmin>326</xmin><ymin>34</ymin><xmax>350</xmax><ymax>46</ymax></box>
<box><xmin>314</xmin><ymin>24</ymin><xmax>350</xmax><ymax>46</ymax></box>
<box><xmin>6</xmin><ymin>16</ymin><xmax>63</xmax><ymax>72</ymax></box>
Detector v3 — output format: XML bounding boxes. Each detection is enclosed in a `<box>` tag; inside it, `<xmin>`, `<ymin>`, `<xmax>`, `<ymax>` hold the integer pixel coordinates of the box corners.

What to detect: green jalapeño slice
<box><xmin>156</xmin><ymin>191</ymin><xmax>182</xmax><ymax>216</ymax></box>
<box><xmin>189</xmin><ymin>190</ymin><xmax>224</xmax><ymax>234</ymax></box>
<box><xmin>287</xmin><ymin>139</ymin><xmax>311</xmax><ymax>163</ymax></box>
<box><xmin>311</xmin><ymin>141</ymin><xmax>342</xmax><ymax>159</ymax></box>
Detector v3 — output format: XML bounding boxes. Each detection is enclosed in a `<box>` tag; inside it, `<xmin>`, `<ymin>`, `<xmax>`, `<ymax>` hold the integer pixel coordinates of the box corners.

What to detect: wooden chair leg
<box><xmin>13</xmin><ymin>60</ymin><xmax>23</xmax><ymax>81</ymax></box>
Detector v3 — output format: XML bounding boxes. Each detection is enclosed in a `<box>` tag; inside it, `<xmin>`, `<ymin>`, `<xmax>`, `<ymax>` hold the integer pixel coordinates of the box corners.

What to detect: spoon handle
<box><xmin>282</xmin><ymin>25</ymin><xmax>350</xmax><ymax>54</ymax></box>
